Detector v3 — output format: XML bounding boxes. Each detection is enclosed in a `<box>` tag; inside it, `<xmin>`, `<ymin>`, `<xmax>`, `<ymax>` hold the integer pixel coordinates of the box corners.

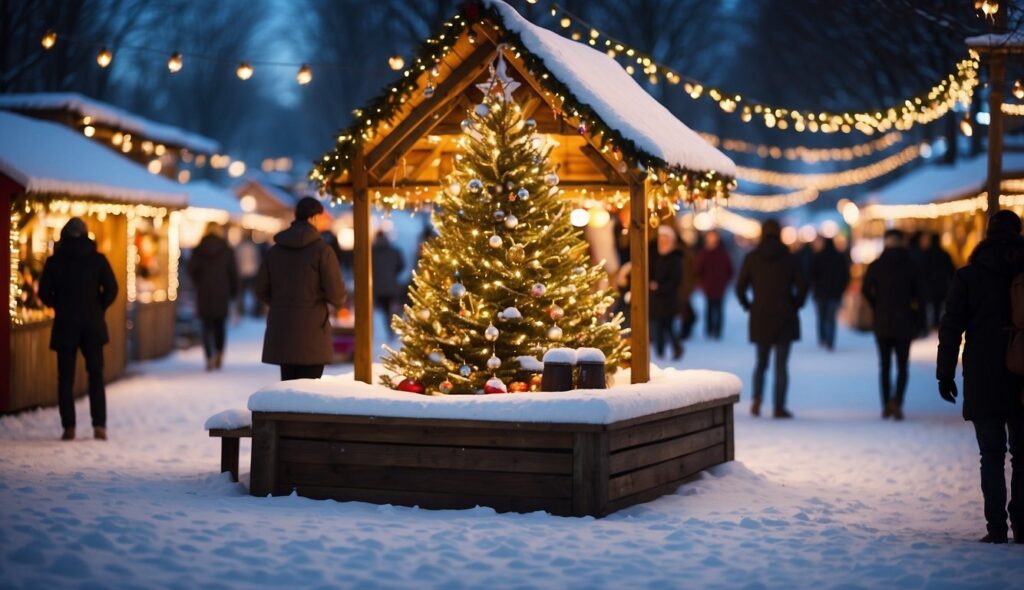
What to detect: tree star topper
<box><xmin>476</xmin><ymin>49</ymin><xmax>520</xmax><ymax>102</ymax></box>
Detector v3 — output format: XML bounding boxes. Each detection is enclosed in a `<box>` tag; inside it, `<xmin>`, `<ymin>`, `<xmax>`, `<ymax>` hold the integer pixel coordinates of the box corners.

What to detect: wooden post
<box><xmin>352</xmin><ymin>151</ymin><xmax>373</xmax><ymax>384</ymax></box>
<box><xmin>628</xmin><ymin>177</ymin><xmax>650</xmax><ymax>384</ymax></box>
<box><xmin>220</xmin><ymin>437</ymin><xmax>240</xmax><ymax>482</ymax></box>
<box><xmin>572</xmin><ymin>431</ymin><xmax>609</xmax><ymax>517</ymax></box>
<box><xmin>249</xmin><ymin>417</ymin><xmax>278</xmax><ymax>496</ymax></box>
<box><xmin>986</xmin><ymin>8</ymin><xmax>1008</xmax><ymax>217</ymax></box>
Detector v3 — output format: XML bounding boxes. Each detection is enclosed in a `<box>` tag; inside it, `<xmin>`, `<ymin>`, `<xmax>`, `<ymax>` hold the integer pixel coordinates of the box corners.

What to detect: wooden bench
<box><xmin>208</xmin><ymin>426</ymin><xmax>252</xmax><ymax>482</ymax></box>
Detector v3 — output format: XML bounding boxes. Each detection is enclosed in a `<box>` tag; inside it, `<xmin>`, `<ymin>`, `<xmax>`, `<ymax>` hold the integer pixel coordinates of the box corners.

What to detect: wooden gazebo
<box><xmin>312</xmin><ymin>0</ymin><xmax>735</xmax><ymax>384</ymax></box>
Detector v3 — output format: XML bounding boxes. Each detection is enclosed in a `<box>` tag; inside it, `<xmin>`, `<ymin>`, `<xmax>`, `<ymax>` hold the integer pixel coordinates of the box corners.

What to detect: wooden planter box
<box><xmin>249</xmin><ymin>394</ymin><xmax>737</xmax><ymax>517</ymax></box>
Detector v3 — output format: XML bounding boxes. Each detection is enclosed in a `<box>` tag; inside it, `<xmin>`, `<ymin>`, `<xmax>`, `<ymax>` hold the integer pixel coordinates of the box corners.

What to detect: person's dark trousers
<box><xmin>280</xmin><ymin>364</ymin><xmax>325</xmax><ymax>381</ymax></box>
<box><xmin>752</xmin><ymin>341</ymin><xmax>792</xmax><ymax>412</ymax></box>
<box><xmin>237</xmin><ymin>276</ymin><xmax>257</xmax><ymax>316</ymax></box>
<box><xmin>679</xmin><ymin>301</ymin><xmax>696</xmax><ymax>340</ymax></box>
<box><xmin>200</xmin><ymin>317</ymin><xmax>226</xmax><ymax>360</ymax></box>
<box><xmin>375</xmin><ymin>295</ymin><xmax>396</xmax><ymax>339</ymax></box>
<box><xmin>56</xmin><ymin>345</ymin><xmax>106</xmax><ymax>429</ymax></box>
<box><xmin>875</xmin><ymin>337</ymin><xmax>911</xmax><ymax>409</ymax></box>
<box><xmin>815</xmin><ymin>298</ymin><xmax>840</xmax><ymax>349</ymax></box>
<box><xmin>705</xmin><ymin>298</ymin><xmax>724</xmax><ymax>339</ymax></box>
<box><xmin>652</xmin><ymin>316</ymin><xmax>682</xmax><ymax>359</ymax></box>
<box><xmin>972</xmin><ymin>415</ymin><xmax>1024</xmax><ymax>538</ymax></box>
<box><xmin>929</xmin><ymin>298</ymin><xmax>945</xmax><ymax>331</ymax></box>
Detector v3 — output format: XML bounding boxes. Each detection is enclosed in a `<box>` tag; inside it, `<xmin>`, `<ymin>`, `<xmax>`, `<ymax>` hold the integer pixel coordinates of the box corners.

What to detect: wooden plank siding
<box><xmin>249</xmin><ymin>394</ymin><xmax>737</xmax><ymax>517</ymax></box>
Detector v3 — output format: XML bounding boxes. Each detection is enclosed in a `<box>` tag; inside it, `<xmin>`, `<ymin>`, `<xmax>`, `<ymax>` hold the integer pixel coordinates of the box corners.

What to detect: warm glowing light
<box><xmin>588</xmin><ymin>207</ymin><xmax>611</xmax><ymax>228</ymax></box>
<box><xmin>96</xmin><ymin>47</ymin><xmax>113</xmax><ymax>68</ymax></box>
<box><xmin>569</xmin><ymin>208</ymin><xmax>590</xmax><ymax>227</ymax></box>
<box><xmin>82</xmin><ymin>125</ymin><xmax>95</xmax><ymax>138</ymax></box>
<box><xmin>147</xmin><ymin>160</ymin><xmax>162</xmax><ymax>174</ymax></box>
<box><xmin>167</xmin><ymin>52</ymin><xmax>183</xmax><ymax>73</ymax></box>
<box><xmin>960</xmin><ymin>113</ymin><xmax>973</xmax><ymax>137</ymax></box>
<box><xmin>239</xmin><ymin>195</ymin><xmax>257</xmax><ymax>212</ymax></box>
<box><xmin>227</xmin><ymin>160</ymin><xmax>246</xmax><ymax>177</ymax></box>
<box><xmin>560</xmin><ymin>17</ymin><xmax>571</xmax><ymax>28</ymax></box>
<box><xmin>692</xmin><ymin>211</ymin><xmax>713</xmax><ymax>232</ymax></box>
<box><xmin>819</xmin><ymin>219</ymin><xmax>840</xmax><ymax>239</ymax></box>
<box><xmin>41</xmin><ymin>30</ymin><xmax>57</xmax><ymax>50</ymax></box>
<box><xmin>177</xmin><ymin>170</ymin><xmax>191</xmax><ymax>183</ymax></box>
<box><xmin>236</xmin><ymin>62</ymin><xmax>253</xmax><ymax>80</ymax></box>
<box><xmin>296</xmin><ymin>64</ymin><xmax>313</xmax><ymax>85</ymax></box>
<box><xmin>388</xmin><ymin>55</ymin><xmax>405</xmax><ymax>71</ymax></box>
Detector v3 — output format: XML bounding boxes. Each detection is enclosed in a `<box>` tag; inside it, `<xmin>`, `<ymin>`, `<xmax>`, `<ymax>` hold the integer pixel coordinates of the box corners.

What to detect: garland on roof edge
<box><xmin>309</xmin><ymin>0</ymin><xmax>735</xmax><ymax>210</ymax></box>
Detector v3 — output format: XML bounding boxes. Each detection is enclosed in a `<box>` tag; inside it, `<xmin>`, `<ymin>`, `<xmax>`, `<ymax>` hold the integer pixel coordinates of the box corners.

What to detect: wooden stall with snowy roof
<box><xmin>0</xmin><ymin>112</ymin><xmax>187</xmax><ymax>412</ymax></box>
<box><xmin>312</xmin><ymin>0</ymin><xmax>735</xmax><ymax>384</ymax></box>
<box><xmin>0</xmin><ymin>92</ymin><xmax>220</xmax><ymax>181</ymax></box>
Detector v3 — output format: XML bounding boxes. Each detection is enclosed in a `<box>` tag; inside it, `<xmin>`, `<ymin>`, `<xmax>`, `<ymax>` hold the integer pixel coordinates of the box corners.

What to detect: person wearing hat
<box><xmin>736</xmin><ymin>219</ymin><xmax>807</xmax><ymax>418</ymax></box>
<box><xmin>862</xmin><ymin>229</ymin><xmax>925</xmax><ymax>421</ymax></box>
<box><xmin>256</xmin><ymin>197</ymin><xmax>347</xmax><ymax>381</ymax></box>
<box><xmin>938</xmin><ymin>209</ymin><xmax>1024</xmax><ymax>544</ymax></box>
<box><xmin>37</xmin><ymin>217</ymin><xmax>119</xmax><ymax>441</ymax></box>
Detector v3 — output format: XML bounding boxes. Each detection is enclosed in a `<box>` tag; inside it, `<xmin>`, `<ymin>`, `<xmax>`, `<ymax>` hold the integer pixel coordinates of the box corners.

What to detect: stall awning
<box><xmin>183</xmin><ymin>180</ymin><xmax>243</xmax><ymax>214</ymax></box>
<box><xmin>0</xmin><ymin>111</ymin><xmax>187</xmax><ymax>207</ymax></box>
<box><xmin>0</xmin><ymin>92</ymin><xmax>220</xmax><ymax>155</ymax></box>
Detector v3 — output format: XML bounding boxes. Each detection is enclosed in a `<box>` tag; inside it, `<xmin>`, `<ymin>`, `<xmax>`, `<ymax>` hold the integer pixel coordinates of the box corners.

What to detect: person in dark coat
<box><xmin>371</xmin><ymin>231</ymin><xmax>405</xmax><ymax>341</ymax></box>
<box><xmin>188</xmin><ymin>223</ymin><xmax>238</xmax><ymax>371</ymax></box>
<box><xmin>862</xmin><ymin>229</ymin><xmax>924</xmax><ymax>421</ymax></box>
<box><xmin>736</xmin><ymin>219</ymin><xmax>807</xmax><ymax>418</ymax></box>
<box><xmin>810</xmin><ymin>237</ymin><xmax>850</xmax><ymax>351</ymax></box>
<box><xmin>937</xmin><ymin>210</ymin><xmax>1024</xmax><ymax>544</ymax></box>
<box><xmin>920</xmin><ymin>232</ymin><xmax>956</xmax><ymax>331</ymax></box>
<box><xmin>37</xmin><ymin>218</ymin><xmax>118</xmax><ymax>441</ymax></box>
<box><xmin>676</xmin><ymin>234</ymin><xmax>698</xmax><ymax>340</ymax></box>
<box><xmin>256</xmin><ymin>198</ymin><xmax>348</xmax><ymax>381</ymax></box>
<box><xmin>696</xmin><ymin>230</ymin><xmax>734</xmax><ymax>340</ymax></box>
<box><xmin>650</xmin><ymin>225</ymin><xmax>684</xmax><ymax>360</ymax></box>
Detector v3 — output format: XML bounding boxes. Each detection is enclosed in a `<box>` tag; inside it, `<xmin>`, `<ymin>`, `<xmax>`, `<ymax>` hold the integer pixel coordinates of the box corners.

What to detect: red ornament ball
<box><xmin>397</xmin><ymin>378</ymin><xmax>426</xmax><ymax>394</ymax></box>
<box><xmin>508</xmin><ymin>381</ymin><xmax>529</xmax><ymax>393</ymax></box>
<box><xmin>484</xmin><ymin>377</ymin><xmax>507</xmax><ymax>394</ymax></box>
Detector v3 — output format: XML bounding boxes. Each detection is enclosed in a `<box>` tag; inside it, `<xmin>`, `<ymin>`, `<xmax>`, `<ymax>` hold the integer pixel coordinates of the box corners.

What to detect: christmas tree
<box><xmin>382</xmin><ymin>60</ymin><xmax>628</xmax><ymax>395</ymax></box>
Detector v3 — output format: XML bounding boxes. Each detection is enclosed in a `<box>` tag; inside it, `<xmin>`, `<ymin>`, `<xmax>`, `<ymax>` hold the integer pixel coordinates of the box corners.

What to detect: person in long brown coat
<box><xmin>188</xmin><ymin>223</ymin><xmax>238</xmax><ymax>371</ymax></box>
<box><xmin>256</xmin><ymin>197</ymin><xmax>347</xmax><ymax>381</ymax></box>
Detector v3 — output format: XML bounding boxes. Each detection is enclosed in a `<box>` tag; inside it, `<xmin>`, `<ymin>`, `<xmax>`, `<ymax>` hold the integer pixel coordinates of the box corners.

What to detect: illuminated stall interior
<box><xmin>0</xmin><ymin>112</ymin><xmax>187</xmax><ymax>412</ymax></box>
<box><xmin>311</xmin><ymin>0</ymin><xmax>735</xmax><ymax>384</ymax></box>
<box><xmin>0</xmin><ymin>92</ymin><xmax>219</xmax><ymax>182</ymax></box>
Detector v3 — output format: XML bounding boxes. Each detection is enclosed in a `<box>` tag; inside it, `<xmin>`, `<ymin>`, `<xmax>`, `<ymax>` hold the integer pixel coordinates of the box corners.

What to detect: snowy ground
<box><xmin>2</xmin><ymin>298</ymin><xmax>1023</xmax><ymax>589</ymax></box>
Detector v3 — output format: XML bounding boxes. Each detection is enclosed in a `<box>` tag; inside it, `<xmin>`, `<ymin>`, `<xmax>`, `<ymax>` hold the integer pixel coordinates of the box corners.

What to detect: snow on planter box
<box><xmin>246</xmin><ymin>366</ymin><xmax>740</xmax><ymax>517</ymax></box>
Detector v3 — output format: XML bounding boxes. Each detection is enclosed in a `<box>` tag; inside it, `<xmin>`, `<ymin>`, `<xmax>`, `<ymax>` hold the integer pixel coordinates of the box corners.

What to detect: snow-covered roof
<box><xmin>860</xmin><ymin>152</ymin><xmax>1024</xmax><ymax>207</ymax></box>
<box><xmin>966</xmin><ymin>32</ymin><xmax>1024</xmax><ymax>49</ymax></box>
<box><xmin>0</xmin><ymin>111</ymin><xmax>187</xmax><ymax>206</ymax></box>
<box><xmin>0</xmin><ymin>92</ymin><xmax>220</xmax><ymax>154</ymax></box>
<box><xmin>483</xmin><ymin>0</ymin><xmax>735</xmax><ymax>177</ymax></box>
<box><xmin>183</xmin><ymin>180</ymin><xmax>243</xmax><ymax>214</ymax></box>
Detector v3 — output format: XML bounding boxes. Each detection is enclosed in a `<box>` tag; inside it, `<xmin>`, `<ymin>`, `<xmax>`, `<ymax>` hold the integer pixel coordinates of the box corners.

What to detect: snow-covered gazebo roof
<box><xmin>0</xmin><ymin>111</ymin><xmax>187</xmax><ymax>207</ymax></box>
<box><xmin>183</xmin><ymin>180</ymin><xmax>243</xmax><ymax>215</ymax></box>
<box><xmin>312</xmin><ymin>0</ymin><xmax>734</xmax><ymax>207</ymax></box>
<box><xmin>0</xmin><ymin>92</ymin><xmax>220</xmax><ymax>155</ymax></box>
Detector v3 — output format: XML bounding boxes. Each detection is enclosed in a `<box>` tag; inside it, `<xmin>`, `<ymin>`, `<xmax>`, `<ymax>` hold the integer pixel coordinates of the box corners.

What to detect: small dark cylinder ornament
<box><xmin>575</xmin><ymin>347</ymin><xmax>607</xmax><ymax>389</ymax></box>
<box><xmin>541</xmin><ymin>348</ymin><xmax>576</xmax><ymax>392</ymax></box>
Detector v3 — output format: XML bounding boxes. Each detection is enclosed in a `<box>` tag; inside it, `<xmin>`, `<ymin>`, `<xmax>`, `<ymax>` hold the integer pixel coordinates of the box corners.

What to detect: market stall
<box><xmin>242</xmin><ymin>0</ymin><xmax>737</xmax><ymax>515</ymax></box>
<box><xmin>0</xmin><ymin>111</ymin><xmax>187</xmax><ymax>412</ymax></box>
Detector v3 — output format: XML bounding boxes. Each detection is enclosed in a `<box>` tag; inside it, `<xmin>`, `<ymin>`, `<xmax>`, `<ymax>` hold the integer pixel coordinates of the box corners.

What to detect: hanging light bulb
<box><xmin>388</xmin><ymin>55</ymin><xmax>405</xmax><ymax>71</ymax></box>
<box><xmin>982</xmin><ymin>0</ymin><xmax>999</xmax><ymax>16</ymax></box>
<box><xmin>560</xmin><ymin>17</ymin><xmax>571</xmax><ymax>28</ymax></box>
<box><xmin>167</xmin><ymin>52</ymin><xmax>183</xmax><ymax>73</ymax></box>
<box><xmin>96</xmin><ymin>47</ymin><xmax>113</xmax><ymax>68</ymax></box>
<box><xmin>960</xmin><ymin>113</ymin><xmax>974</xmax><ymax>137</ymax></box>
<box><xmin>1014</xmin><ymin>80</ymin><xmax>1024</xmax><ymax>100</ymax></box>
<box><xmin>41</xmin><ymin>30</ymin><xmax>57</xmax><ymax>50</ymax></box>
<box><xmin>296</xmin><ymin>64</ymin><xmax>313</xmax><ymax>85</ymax></box>
<box><xmin>236</xmin><ymin>62</ymin><xmax>253</xmax><ymax>80</ymax></box>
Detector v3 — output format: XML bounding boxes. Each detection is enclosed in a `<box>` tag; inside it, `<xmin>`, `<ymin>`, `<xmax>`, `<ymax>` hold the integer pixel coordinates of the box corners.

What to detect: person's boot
<box><xmin>93</xmin><ymin>426</ymin><xmax>107</xmax><ymax>441</ymax></box>
<box><xmin>979</xmin><ymin>532</ymin><xmax>1009</xmax><ymax>544</ymax></box>
<box><xmin>750</xmin><ymin>398</ymin><xmax>762</xmax><ymax>417</ymax></box>
<box><xmin>61</xmin><ymin>428</ymin><xmax>75</xmax><ymax>441</ymax></box>
<box><xmin>774</xmin><ymin>408</ymin><xmax>794</xmax><ymax>419</ymax></box>
<box><xmin>672</xmin><ymin>343</ymin><xmax>684</xmax><ymax>362</ymax></box>
<box><xmin>205</xmin><ymin>356</ymin><xmax>214</xmax><ymax>371</ymax></box>
<box><xmin>883</xmin><ymin>400</ymin><xmax>896</xmax><ymax>419</ymax></box>
<box><xmin>214</xmin><ymin>352</ymin><xmax>223</xmax><ymax>370</ymax></box>
<box><xmin>893</xmin><ymin>406</ymin><xmax>905</xmax><ymax>422</ymax></box>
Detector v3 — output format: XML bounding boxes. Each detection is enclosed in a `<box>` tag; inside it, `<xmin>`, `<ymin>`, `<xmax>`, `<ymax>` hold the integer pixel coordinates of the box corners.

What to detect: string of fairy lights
<box><xmin>547</xmin><ymin>4</ymin><xmax>981</xmax><ymax>136</ymax></box>
<box><xmin>25</xmin><ymin>0</ymin><xmax>1017</xmax><ymax>214</ymax></box>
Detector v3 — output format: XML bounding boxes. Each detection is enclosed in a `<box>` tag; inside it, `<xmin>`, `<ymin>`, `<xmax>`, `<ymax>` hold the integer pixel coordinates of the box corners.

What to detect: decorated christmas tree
<box><xmin>382</xmin><ymin>59</ymin><xmax>627</xmax><ymax>395</ymax></box>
